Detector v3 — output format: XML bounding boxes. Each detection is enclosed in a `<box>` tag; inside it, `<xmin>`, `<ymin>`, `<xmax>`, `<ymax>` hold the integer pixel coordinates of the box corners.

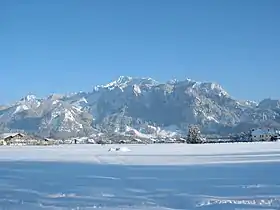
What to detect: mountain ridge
<box><xmin>0</xmin><ymin>76</ymin><xmax>279</xmax><ymax>139</ymax></box>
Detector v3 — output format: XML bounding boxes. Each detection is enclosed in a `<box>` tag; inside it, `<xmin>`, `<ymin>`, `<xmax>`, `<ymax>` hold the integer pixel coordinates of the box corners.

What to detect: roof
<box><xmin>0</xmin><ymin>133</ymin><xmax>24</xmax><ymax>139</ymax></box>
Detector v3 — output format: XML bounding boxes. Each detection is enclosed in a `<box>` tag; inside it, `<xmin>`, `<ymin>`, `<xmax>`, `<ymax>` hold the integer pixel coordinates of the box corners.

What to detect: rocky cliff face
<box><xmin>0</xmin><ymin>76</ymin><xmax>279</xmax><ymax>138</ymax></box>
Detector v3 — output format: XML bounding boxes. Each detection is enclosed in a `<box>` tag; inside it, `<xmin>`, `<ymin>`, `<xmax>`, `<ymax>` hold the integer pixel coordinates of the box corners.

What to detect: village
<box><xmin>0</xmin><ymin>133</ymin><xmax>58</xmax><ymax>146</ymax></box>
<box><xmin>0</xmin><ymin>126</ymin><xmax>280</xmax><ymax>146</ymax></box>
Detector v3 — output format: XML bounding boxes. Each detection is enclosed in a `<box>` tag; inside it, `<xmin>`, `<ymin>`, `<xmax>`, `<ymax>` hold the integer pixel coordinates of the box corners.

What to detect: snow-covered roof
<box><xmin>0</xmin><ymin>133</ymin><xmax>24</xmax><ymax>139</ymax></box>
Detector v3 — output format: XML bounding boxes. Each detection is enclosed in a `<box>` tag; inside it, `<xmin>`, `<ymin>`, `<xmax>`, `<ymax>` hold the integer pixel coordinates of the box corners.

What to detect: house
<box><xmin>0</xmin><ymin>133</ymin><xmax>25</xmax><ymax>145</ymax></box>
<box><xmin>131</xmin><ymin>138</ymin><xmax>143</xmax><ymax>144</ymax></box>
<box><xmin>176</xmin><ymin>137</ymin><xmax>187</xmax><ymax>143</ymax></box>
<box><xmin>119</xmin><ymin>140</ymin><xmax>127</xmax><ymax>144</ymax></box>
<box><xmin>0</xmin><ymin>133</ymin><xmax>25</xmax><ymax>141</ymax></box>
<box><xmin>250</xmin><ymin>128</ymin><xmax>277</xmax><ymax>141</ymax></box>
<box><xmin>43</xmin><ymin>138</ymin><xmax>57</xmax><ymax>145</ymax></box>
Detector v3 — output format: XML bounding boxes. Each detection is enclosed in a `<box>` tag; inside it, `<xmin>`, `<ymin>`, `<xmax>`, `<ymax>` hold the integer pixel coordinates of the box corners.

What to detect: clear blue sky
<box><xmin>1</xmin><ymin>0</ymin><xmax>279</xmax><ymax>104</ymax></box>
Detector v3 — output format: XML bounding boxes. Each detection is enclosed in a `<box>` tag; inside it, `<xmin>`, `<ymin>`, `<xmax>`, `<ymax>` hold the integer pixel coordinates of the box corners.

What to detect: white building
<box><xmin>250</xmin><ymin>128</ymin><xmax>277</xmax><ymax>141</ymax></box>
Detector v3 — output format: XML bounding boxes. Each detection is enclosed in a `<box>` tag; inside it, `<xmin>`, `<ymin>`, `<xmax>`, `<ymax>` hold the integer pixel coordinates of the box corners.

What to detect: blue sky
<box><xmin>1</xmin><ymin>0</ymin><xmax>279</xmax><ymax>104</ymax></box>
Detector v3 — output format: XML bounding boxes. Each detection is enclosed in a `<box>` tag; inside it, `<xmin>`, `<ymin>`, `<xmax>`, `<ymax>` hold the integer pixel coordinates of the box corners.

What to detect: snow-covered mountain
<box><xmin>0</xmin><ymin>76</ymin><xmax>279</xmax><ymax>138</ymax></box>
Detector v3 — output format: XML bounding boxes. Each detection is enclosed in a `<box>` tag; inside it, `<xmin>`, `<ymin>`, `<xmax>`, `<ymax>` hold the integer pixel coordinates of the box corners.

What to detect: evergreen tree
<box><xmin>187</xmin><ymin>124</ymin><xmax>202</xmax><ymax>144</ymax></box>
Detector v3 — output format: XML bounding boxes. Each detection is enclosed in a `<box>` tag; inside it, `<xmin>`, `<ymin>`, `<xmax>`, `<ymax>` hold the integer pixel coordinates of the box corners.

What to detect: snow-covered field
<box><xmin>0</xmin><ymin>142</ymin><xmax>280</xmax><ymax>209</ymax></box>
<box><xmin>1</xmin><ymin>142</ymin><xmax>280</xmax><ymax>165</ymax></box>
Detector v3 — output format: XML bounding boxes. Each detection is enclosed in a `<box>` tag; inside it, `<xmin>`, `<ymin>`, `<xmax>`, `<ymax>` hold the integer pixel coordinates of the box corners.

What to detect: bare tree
<box><xmin>187</xmin><ymin>124</ymin><xmax>202</xmax><ymax>144</ymax></box>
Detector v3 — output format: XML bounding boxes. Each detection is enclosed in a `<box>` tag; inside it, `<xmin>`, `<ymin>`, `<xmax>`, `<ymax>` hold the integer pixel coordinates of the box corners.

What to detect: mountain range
<box><xmin>1</xmin><ymin>76</ymin><xmax>279</xmax><ymax>139</ymax></box>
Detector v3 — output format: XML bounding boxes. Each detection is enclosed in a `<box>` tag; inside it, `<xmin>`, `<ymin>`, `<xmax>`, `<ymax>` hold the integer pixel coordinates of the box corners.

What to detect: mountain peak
<box><xmin>47</xmin><ymin>94</ymin><xmax>65</xmax><ymax>101</ymax></box>
<box><xmin>20</xmin><ymin>94</ymin><xmax>37</xmax><ymax>102</ymax></box>
<box><xmin>116</xmin><ymin>76</ymin><xmax>133</xmax><ymax>84</ymax></box>
<box><xmin>94</xmin><ymin>76</ymin><xmax>158</xmax><ymax>91</ymax></box>
<box><xmin>113</xmin><ymin>76</ymin><xmax>157</xmax><ymax>86</ymax></box>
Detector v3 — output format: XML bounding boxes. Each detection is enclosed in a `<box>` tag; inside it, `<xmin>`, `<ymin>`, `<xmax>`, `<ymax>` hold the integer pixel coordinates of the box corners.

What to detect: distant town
<box><xmin>0</xmin><ymin>126</ymin><xmax>279</xmax><ymax>146</ymax></box>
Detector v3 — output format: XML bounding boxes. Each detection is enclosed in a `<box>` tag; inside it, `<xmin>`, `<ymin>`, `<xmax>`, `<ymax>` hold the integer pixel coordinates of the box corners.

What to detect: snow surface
<box><xmin>108</xmin><ymin>147</ymin><xmax>131</xmax><ymax>152</ymax></box>
<box><xmin>1</xmin><ymin>142</ymin><xmax>280</xmax><ymax>209</ymax></box>
<box><xmin>1</xmin><ymin>142</ymin><xmax>280</xmax><ymax>165</ymax></box>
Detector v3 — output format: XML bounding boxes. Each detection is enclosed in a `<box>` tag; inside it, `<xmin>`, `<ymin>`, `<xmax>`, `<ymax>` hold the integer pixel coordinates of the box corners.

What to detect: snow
<box><xmin>64</xmin><ymin>110</ymin><xmax>75</xmax><ymax>121</ymax></box>
<box><xmin>13</xmin><ymin>104</ymin><xmax>29</xmax><ymax>114</ymax></box>
<box><xmin>18</xmin><ymin>94</ymin><xmax>41</xmax><ymax>108</ymax></box>
<box><xmin>22</xmin><ymin>94</ymin><xmax>37</xmax><ymax>101</ymax></box>
<box><xmin>108</xmin><ymin>147</ymin><xmax>131</xmax><ymax>152</ymax></box>
<box><xmin>101</xmin><ymin>76</ymin><xmax>133</xmax><ymax>91</ymax></box>
<box><xmin>0</xmin><ymin>142</ymin><xmax>280</xmax><ymax>165</ymax></box>
<box><xmin>1</xmin><ymin>143</ymin><xmax>280</xmax><ymax>209</ymax></box>
<box><xmin>133</xmin><ymin>84</ymin><xmax>141</xmax><ymax>96</ymax></box>
<box><xmin>52</xmin><ymin>100</ymin><xmax>59</xmax><ymax>105</ymax></box>
<box><xmin>205</xmin><ymin>115</ymin><xmax>219</xmax><ymax>123</ymax></box>
<box><xmin>72</xmin><ymin>97</ymin><xmax>88</xmax><ymax>110</ymax></box>
<box><xmin>126</xmin><ymin>126</ymin><xmax>180</xmax><ymax>139</ymax></box>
